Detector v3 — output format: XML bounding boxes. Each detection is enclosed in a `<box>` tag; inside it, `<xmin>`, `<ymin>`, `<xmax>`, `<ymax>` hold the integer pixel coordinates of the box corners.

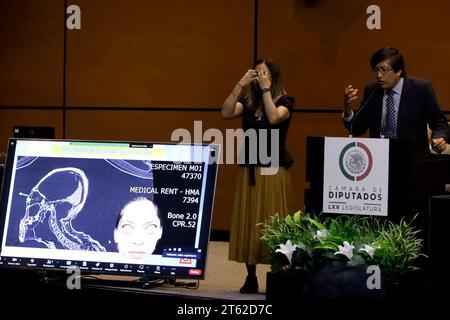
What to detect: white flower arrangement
<box><xmin>260</xmin><ymin>211</ymin><xmax>425</xmax><ymax>281</ymax></box>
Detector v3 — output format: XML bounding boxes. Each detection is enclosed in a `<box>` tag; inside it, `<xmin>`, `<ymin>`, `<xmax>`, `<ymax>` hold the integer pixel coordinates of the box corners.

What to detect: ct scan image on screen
<box><xmin>0</xmin><ymin>139</ymin><xmax>219</xmax><ymax>280</ymax></box>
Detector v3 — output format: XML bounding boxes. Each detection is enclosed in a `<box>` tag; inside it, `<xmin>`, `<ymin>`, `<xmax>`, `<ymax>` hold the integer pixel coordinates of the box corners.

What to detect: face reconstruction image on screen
<box><xmin>0</xmin><ymin>140</ymin><xmax>219</xmax><ymax>280</ymax></box>
<box><xmin>114</xmin><ymin>197</ymin><xmax>163</xmax><ymax>259</ymax></box>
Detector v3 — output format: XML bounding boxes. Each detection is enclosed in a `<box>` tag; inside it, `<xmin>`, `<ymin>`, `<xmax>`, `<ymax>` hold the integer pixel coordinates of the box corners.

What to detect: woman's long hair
<box><xmin>249</xmin><ymin>57</ymin><xmax>287</xmax><ymax>110</ymax></box>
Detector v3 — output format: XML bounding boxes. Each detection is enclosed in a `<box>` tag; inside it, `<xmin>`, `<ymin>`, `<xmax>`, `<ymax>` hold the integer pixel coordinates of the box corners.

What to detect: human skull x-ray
<box><xmin>18</xmin><ymin>167</ymin><xmax>106</xmax><ymax>251</ymax></box>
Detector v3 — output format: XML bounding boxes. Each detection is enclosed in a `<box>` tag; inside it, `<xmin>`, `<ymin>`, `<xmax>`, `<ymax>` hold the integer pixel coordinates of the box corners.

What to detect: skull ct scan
<box><xmin>18</xmin><ymin>167</ymin><xmax>106</xmax><ymax>251</ymax></box>
<box><xmin>14</xmin><ymin>158</ymin><xmax>155</xmax><ymax>252</ymax></box>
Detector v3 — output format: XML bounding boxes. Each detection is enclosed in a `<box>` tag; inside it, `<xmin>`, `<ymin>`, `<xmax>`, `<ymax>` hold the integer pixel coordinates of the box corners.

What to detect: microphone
<box><xmin>349</xmin><ymin>87</ymin><xmax>377</xmax><ymax>138</ymax></box>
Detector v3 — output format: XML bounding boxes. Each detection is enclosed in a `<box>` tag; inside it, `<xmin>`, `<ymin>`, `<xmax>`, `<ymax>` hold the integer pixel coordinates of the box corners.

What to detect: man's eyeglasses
<box><xmin>372</xmin><ymin>66</ymin><xmax>393</xmax><ymax>74</ymax></box>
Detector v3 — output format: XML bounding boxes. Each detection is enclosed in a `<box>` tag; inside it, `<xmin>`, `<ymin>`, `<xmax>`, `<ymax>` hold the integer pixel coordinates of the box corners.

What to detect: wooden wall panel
<box><xmin>0</xmin><ymin>0</ymin><xmax>63</xmax><ymax>106</ymax></box>
<box><xmin>259</xmin><ymin>0</ymin><xmax>450</xmax><ymax>111</ymax></box>
<box><xmin>66</xmin><ymin>0</ymin><xmax>254</xmax><ymax>108</ymax></box>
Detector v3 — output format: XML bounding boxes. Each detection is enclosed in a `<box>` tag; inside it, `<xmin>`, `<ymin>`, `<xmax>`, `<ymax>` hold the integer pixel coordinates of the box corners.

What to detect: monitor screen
<box><xmin>0</xmin><ymin>139</ymin><xmax>219</xmax><ymax>280</ymax></box>
<box><xmin>13</xmin><ymin>126</ymin><xmax>55</xmax><ymax>139</ymax></box>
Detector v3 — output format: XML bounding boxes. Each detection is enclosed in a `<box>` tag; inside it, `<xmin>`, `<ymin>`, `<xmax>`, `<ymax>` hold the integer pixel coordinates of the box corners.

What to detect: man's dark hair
<box><xmin>370</xmin><ymin>47</ymin><xmax>406</xmax><ymax>77</ymax></box>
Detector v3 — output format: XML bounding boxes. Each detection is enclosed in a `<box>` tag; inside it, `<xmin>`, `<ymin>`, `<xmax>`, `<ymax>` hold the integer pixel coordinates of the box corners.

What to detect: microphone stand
<box><xmin>348</xmin><ymin>87</ymin><xmax>378</xmax><ymax>138</ymax></box>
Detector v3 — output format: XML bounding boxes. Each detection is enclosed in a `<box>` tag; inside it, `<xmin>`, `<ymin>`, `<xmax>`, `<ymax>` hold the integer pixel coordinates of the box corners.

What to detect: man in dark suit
<box><xmin>343</xmin><ymin>47</ymin><xmax>449</xmax><ymax>153</ymax></box>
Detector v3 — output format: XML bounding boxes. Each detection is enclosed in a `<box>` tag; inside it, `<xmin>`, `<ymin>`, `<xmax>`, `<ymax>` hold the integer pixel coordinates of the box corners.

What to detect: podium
<box><xmin>305</xmin><ymin>136</ymin><xmax>450</xmax><ymax>223</ymax></box>
<box><xmin>428</xmin><ymin>195</ymin><xmax>450</xmax><ymax>293</ymax></box>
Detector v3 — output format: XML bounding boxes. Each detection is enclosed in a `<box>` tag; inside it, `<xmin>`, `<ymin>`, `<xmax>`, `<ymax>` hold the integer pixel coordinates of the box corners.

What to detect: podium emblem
<box><xmin>339</xmin><ymin>142</ymin><xmax>373</xmax><ymax>181</ymax></box>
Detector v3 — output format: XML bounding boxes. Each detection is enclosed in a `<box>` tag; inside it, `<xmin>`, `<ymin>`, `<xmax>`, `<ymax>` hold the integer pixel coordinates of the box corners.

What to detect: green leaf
<box><xmin>304</xmin><ymin>216</ymin><xmax>325</xmax><ymax>230</ymax></box>
<box><xmin>285</xmin><ymin>214</ymin><xmax>295</xmax><ymax>228</ymax></box>
<box><xmin>314</xmin><ymin>243</ymin><xmax>339</xmax><ymax>251</ymax></box>
<box><xmin>293</xmin><ymin>210</ymin><xmax>302</xmax><ymax>224</ymax></box>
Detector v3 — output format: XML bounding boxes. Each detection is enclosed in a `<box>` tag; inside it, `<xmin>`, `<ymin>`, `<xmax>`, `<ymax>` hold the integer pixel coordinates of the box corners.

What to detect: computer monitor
<box><xmin>13</xmin><ymin>126</ymin><xmax>55</xmax><ymax>139</ymax></box>
<box><xmin>0</xmin><ymin>139</ymin><xmax>219</xmax><ymax>281</ymax></box>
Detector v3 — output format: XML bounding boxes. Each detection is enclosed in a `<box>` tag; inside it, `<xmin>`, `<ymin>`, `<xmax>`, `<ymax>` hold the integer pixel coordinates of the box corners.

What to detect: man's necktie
<box><xmin>385</xmin><ymin>89</ymin><xmax>397</xmax><ymax>138</ymax></box>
